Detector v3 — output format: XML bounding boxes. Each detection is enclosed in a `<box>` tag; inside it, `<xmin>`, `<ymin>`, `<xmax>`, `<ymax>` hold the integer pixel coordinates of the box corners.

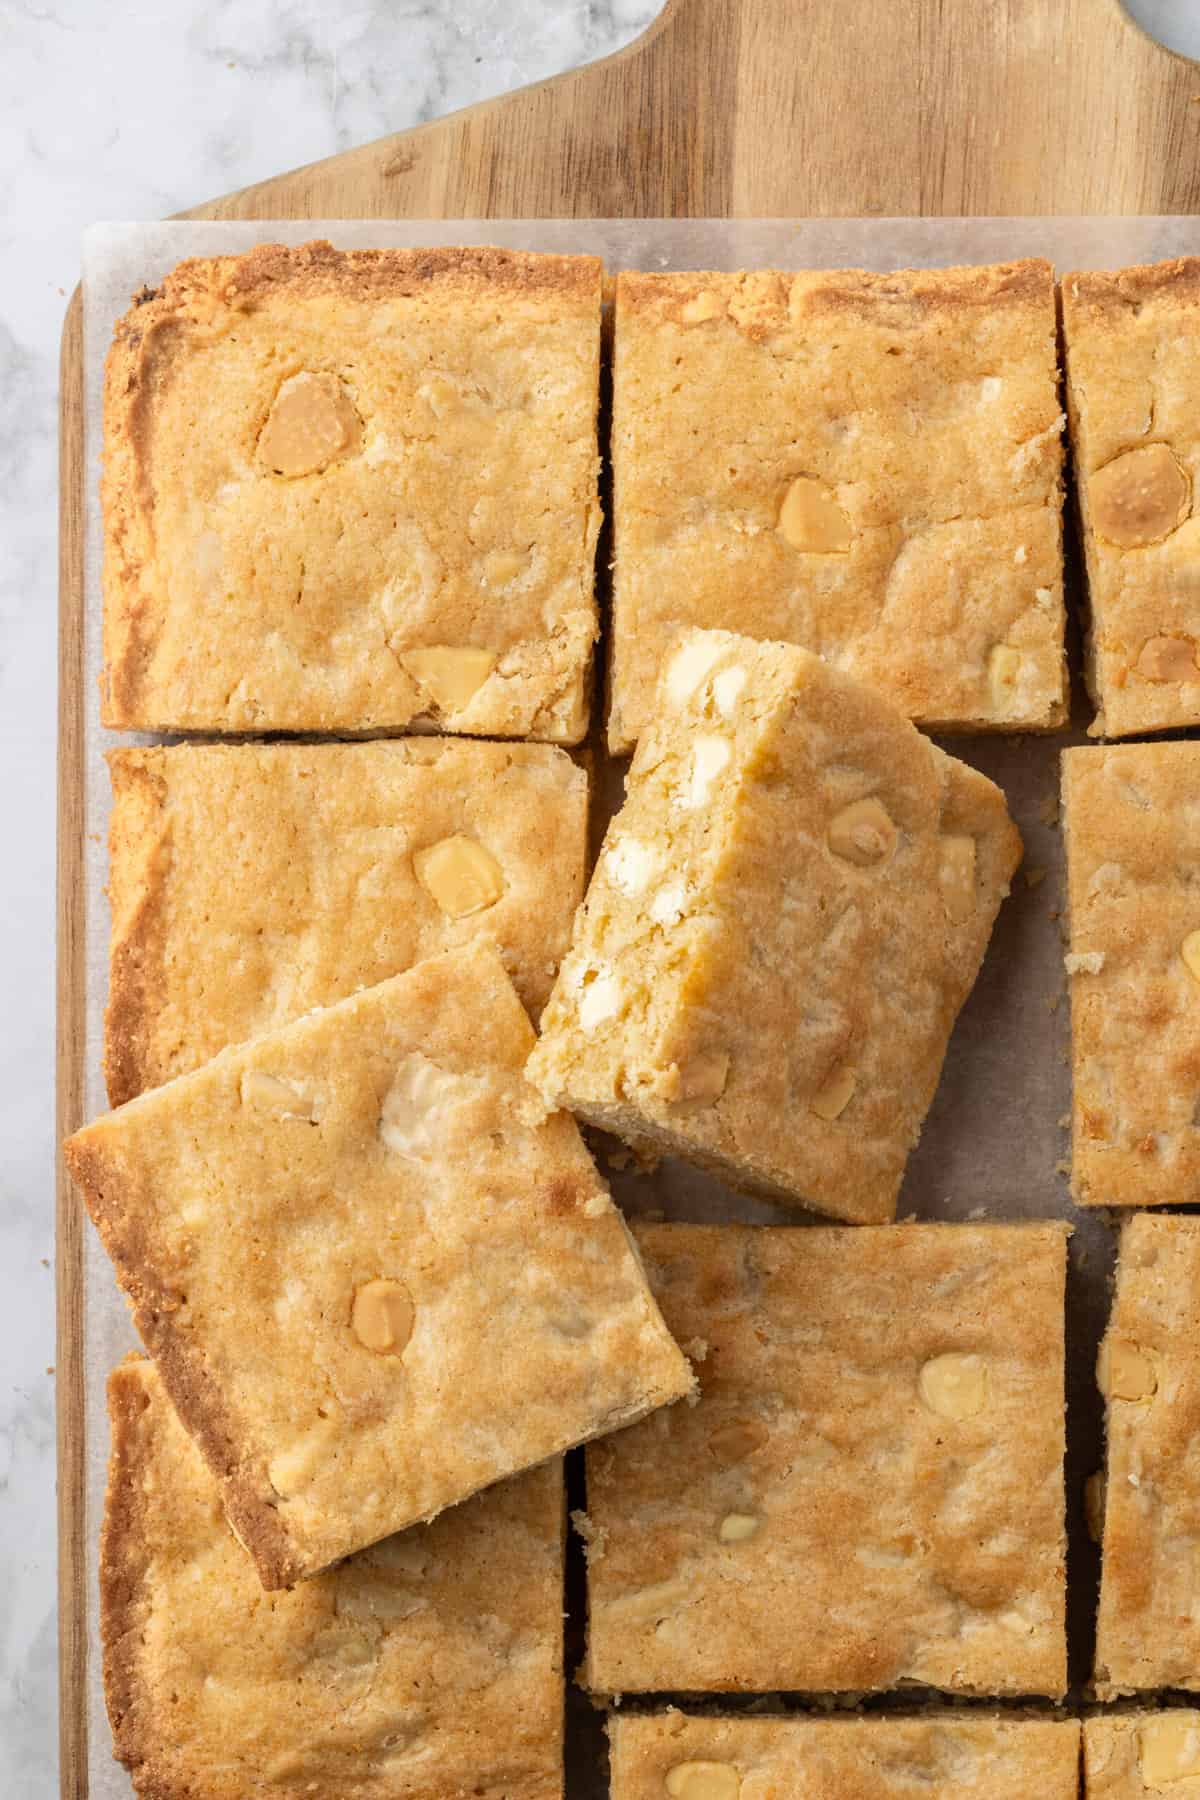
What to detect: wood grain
<box><xmin>57</xmin><ymin>0</ymin><xmax>1200</xmax><ymax>1789</ymax></box>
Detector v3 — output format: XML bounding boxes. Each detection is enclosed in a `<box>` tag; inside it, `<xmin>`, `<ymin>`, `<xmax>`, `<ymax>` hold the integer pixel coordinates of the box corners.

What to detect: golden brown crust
<box><xmin>582</xmin><ymin>1221</ymin><xmax>1069</xmax><ymax>1698</ymax></box>
<box><xmin>102</xmin><ymin>739</ymin><xmax>589</xmax><ymax>1105</ymax></box>
<box><xmin>609</xmin><ymin>1710</ymin><xmax>1081</xmax><ymax>1799</ymax></box>
<box><xmin>102</xmin><ymin>242</ymin><xmax>602</xmax><ymax>738</ymax></box>
<box><xmin>126</xmin><ymin>240</ymin><xmax>601</xmax><ymax>319</ymax></box>
<box><xmin>1063</xmin><ymin>256</ymin><xmax>1200</xmax><ymax>318</ymax></box>
<box><xmin>69</xmin><ymin>943</ymin><xmax>692</xmax><ymax>1589</ymax></box>
<box><xmin>618</xmin><ymin>256</ymin><xmax>1055</xmax><ymax>330</ymax></box>
<box><xmin>102</xmin><ymin>1357</ymin><xmax>564</xmax><ymax>1799</ymax></box>
<box><xmin>103</xmin><ymin>751</ymin><xmax>171</xmax><ymax>1106</ymax></box>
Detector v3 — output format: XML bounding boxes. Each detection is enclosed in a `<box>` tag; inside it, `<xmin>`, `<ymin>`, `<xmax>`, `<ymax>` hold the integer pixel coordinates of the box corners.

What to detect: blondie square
<box><xmin>102</xmin><ymin>1356</ymin><xmax>563</xmax><ymax>1800</ymax></box>
<box><xmin>65</xmin><ymin>942</ymin><xmax>692</xmax><ymax>1588</ymax></box>
<box><xmin>104</xmin><ymin>739</ymin><xmax>588</xmax><ymax>1103</ymax></box>
<box><xmin>1085</xmin><ymin>1713</ymin><xmax>1200</xmax><ymax>1795</ymax></box>
<box><xmin>580</xmin><ymin>1222</ymin><xmax>1069</xmax><ymax>1697</ymax></box>
<box><xmin>1062</xmin><ymin>743</ymin><xmax>1200</xmax><ymax>1209</ymax></box>
<box><xmin>607</xmin><ymin>259</ymin><xmax>1065</xmax><ymax>750</ymax></box>
<box><xmin>1094</xmin><ymin>1215</ymin><xmax>1200</xmax><ymax>1697</ymax></box>
<box><xmin>1062</xmin><ymin>260</ymin><xmax>1200</xmax><ymax>738</ymax></box>
<box><xmin>610</xmin><ymin>1712</ymin><xmax>1081</xmax><ymax>1799</ymax></box>
<box><xmin>102</xmin><ymin>241</ymin><xmax>601</xmax><ymax>740</ymax></box>
<box><xmin>528</xmin><ymin>629</ymin><xmax>1021</xmax><ymax>1224</ymax></box>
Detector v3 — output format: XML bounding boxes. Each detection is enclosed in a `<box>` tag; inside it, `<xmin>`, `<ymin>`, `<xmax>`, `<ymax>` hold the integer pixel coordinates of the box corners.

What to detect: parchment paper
<box><xmin>79</xmin><ymin>218</ymin><xmax>1200</xmax><ymax>1796</ymax></box>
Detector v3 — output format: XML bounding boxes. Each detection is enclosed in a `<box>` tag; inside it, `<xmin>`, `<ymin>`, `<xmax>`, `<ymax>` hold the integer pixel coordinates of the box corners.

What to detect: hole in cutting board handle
<box><xmin>1118</xmin><ymin>0</ymin><xmax>1200</xmax><ymax>60</ymax></box>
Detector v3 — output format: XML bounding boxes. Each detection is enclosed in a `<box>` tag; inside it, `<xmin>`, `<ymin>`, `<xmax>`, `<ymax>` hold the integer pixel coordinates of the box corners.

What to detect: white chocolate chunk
<box><xmin>777</xmin><ymin>476</ymin><xmax>852</xmax><ymax>552</ymax></box>
<box><xmin>718</xmin><ymin>1512</ymin><xmax>759</xmax><ymax>1542</ymax></box>
<box><xmin>810</xmin><ymin>1064</ymin><xmax>857</xmax><ymax>1121</ymax></box>
<box><xmin>1141</xmin><ymin>1714</ymin><xmax>1200</xmax><ymax>1785</ymax></box>
<box><xmin>579</xmin><ymin>970</ymin><xmax>621</xmax><ymax>1032</ymax></box>
<box><xmin>606</xmin><ymin>836</ymin><xmax>659</xmax><ymax>896</ymax></box>
<box><xmin>402</xmin><ymin>645</ymin><xmax>495</xmax><ymax>713</ymax></box>
<box><xmin>414</xmin><ymin>835</ymin><xmax>505</xmax><ymax>919</ymax></box>
<box><xmin>685</xmin><ymin>736</ymin><xmax>732</xmax><ymax>808</ymax></box>
<box><xmin>351</xmin><ymin>1278</ymin><xmax>415</xmax><ymax>1355</ymax></box>
<box><xmin>666</xmin><ymin>637</ymin><xmax>726</xmax><ymax>709</ymax></box>
<box><xmin>919</xmin><ymin>1352</ymin><xmax>989</xmax><ymax>1420</ymax></box>
<box><xmin>828</xmin><ymin>797</ymin><xmax>897</xmax><ymax>867</ymax></box>
<box><xmin>650</xmin><ymin>883</ymin><xmax>687</xmax><ymax>926</ymax></box>
<box><xmin>1182</xmin><ymin>931</ymin><xmax>1200</xmax><ymax>985</ymax></box>
<box><xmin>939</xmin><ymin>836</ymin><xmax>978</xmax><ymax>923</ymax></box>
<box><xmin>988</xmin><ymin>644</ymin><xmax>1023</xmax><ymax>709</ymax></box>
<box><xmin>1097</xmin><ymin>1337</ymin><xmax>1158</xmax><ymax>1401</ymax></box>
<box><xmin>665</xmin><ymin>1763</ymin><xmax>741</xmax><ymax>1800</ymax></box>
<box><xmin>379</xmin><ymin>1053</ymin><xmax>484</xmax><ymax>1160</ymax></box>
<box><xmin>712</xmin><ymin>665</ymin><xmax>747</xmax><ymax>716</ymax></box>
<box><xmin>239</xmin><ymin>1070</ymin><xmax>320</xmax><ymax>1123</ymax></box>
<box><xmin>680</xmin><ymin>291</ymin><xmax>725</xmax><ymax>324</ymax></box>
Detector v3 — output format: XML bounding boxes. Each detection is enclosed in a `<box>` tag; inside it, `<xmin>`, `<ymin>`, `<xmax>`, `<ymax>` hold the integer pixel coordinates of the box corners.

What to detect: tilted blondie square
<box><xmin>580</xmin><ymin>1222</ymin><xmax>1069</xmax><ymax>1697</ymax></box>
<box><xmin>607</xmin><ymin>259</ymin><xmax>1065</xmax><ymax>750</ymax></box>
<box><xmin>1062</xmin><ymin>260</ymin><xmax>1200</xmax><ymax>738</ymax></box>
<box><xmin>529</xmin><ymin>630</ymin><xmax>1021</xmax><ymax>1224</ymax></box>
<box><xmin>1094</xmin><ymin>1215</ymin><xmax>1200</xmax><ymax>1697</ymax></box>
<box><xmin>1085</xmin><ymin>1712</ymin><xmax>1200</xmax><ymax>1796</ymax></box>
<box><xmin>66</xmin><ymin>942</ymin><xmax>692</xmax><ymax>1588</ymax></box>
<box><xmin>610</xmin><ymin>1711</ymin><xmax>1081</xmax><ymax>1800</ymax></box>
<box><xmin>102</xmin><ymin>1356</ymin><xmax>564</xmax><ymax>1800</ymax></box>
<box><xmin>102</xmin><ymin>241</ymin><xmax>601</xmax><ymax>740</ymax></box>
<box><xmin>104</xmin><ymin>739</ymin><xmax>588</xmax><ymax>1104</ymax></box>
<box><xmin>1062</xmin><ymin>743</ymin><xmax>1200</xmax><ymax>1209</ymax></box>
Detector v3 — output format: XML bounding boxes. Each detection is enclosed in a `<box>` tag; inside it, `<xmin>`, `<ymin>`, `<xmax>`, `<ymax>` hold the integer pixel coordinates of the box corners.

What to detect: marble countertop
<box><xmin>2</xmin><ymin>0</ymin><xmax>1195</xmax><ymax>1790</ymax></box>
<box><xmin>0</xmin><ymin>3</ymin><xmax>653</xmax><ymax>1788</ymax></box>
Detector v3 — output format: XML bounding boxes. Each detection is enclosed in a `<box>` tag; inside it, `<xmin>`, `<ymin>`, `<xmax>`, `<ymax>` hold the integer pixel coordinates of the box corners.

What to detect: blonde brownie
<box><xmin>1062</xmin><ymin>260</ymin><xmax>1200</xmax><ymax>738</ymax></box>
<box><xmin>1085</xmin><ymin>1712</ymin><xmax>1200</xmax><ymax>1795</ymax></box>
<box><xmin>104</xmin><ymin>739</ymin><xmax>588</xmax><ymax>1104</ymax></box>
<box><xmin>1062</xmin><ymin>743</ymin><xmax>1200</xmax><ymax>1209</ymax></box>
<box><xmin>607</xmin><ymin>259</ymin><xmax>1065</xmax><ymax>750</ymax></box>
<box><xmin>580</xmin><ymin>1222</ymin><xmax>1069</xmax><ymax>1697</ymax></box>
<box><xmin>65</xmin><ymin>942</ymin><xmax>693</xmax><ymax>1588</ymax></box>
<box><xmin>102</xmin><ymin>241</ymin><xmax>601</xmax><ymax>740</ymax></box>
<box><xmin>610</xmin><ymin>1711</ymin><xmax>1081</xmax><ymax>1799</ymax></box>
<box><xmin>1094</xmin><ymin>1215</ymin><xmax>1200</xmax><ymax>1697</ymax></box>
<box><xmin>103</xmin><ymin>1356</ymin><xmax>563</xmax><ymax>1800</ymax></box>
<box><xmin>528</xmin><ymin>630</ymin><xmax>1021</xmax><ymax>1225</ymax></box>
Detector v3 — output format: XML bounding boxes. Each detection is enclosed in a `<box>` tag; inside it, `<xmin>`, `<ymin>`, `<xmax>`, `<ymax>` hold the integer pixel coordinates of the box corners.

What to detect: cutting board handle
<box><xmin>201</xmin><ymin>0</ymin><xmax>1200</xmax><ymax>222</ymax></box>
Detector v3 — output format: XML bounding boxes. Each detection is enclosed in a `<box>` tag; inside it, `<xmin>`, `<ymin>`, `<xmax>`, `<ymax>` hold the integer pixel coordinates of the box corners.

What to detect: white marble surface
<box><xmin>0</xmin><ymin>4</ymin><xmax>655</xmax><ymax>1790</ymax></box>
<box><xmin>2</xmin><ymin>0</ymin><xmax>1195</xmax><ymax>1791</ymax></box>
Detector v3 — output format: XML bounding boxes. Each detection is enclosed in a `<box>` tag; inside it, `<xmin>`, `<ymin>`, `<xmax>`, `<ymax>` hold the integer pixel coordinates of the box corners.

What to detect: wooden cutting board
<box><xmin>56</xmin><ymin>0</ymin><xmax>1199</xmax><ymax>1790</ymax></box>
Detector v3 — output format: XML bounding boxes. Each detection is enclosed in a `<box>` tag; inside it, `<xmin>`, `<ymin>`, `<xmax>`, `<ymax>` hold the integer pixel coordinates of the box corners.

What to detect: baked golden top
<box><xmin>608</xmin><ymin>259</ymin><xmax>1065</xmax><ymax>750</ymax></box>
<box><xmin>102</xmin><ymin>241</ymin><xmax>601</xmax><ymax>740</ymax></box>
<box><xmin>529</xmin><ymin>629</ymin><xmax>1021</xmax><ymax>1224</ymax></box>
<box><xmin>104</xmin><ymin>739</ymin><xmax>588</xmax><ymax>1103</ymax></box>
<box><xmin>66</xmin><ymin>942</ymin><xmax>692</xmax><ymax>1588</ymax></box>
<box><xmin>609</xmin><ymin>1711</ymin><xmax>1081</xmax><ymax>1799</ymax></box>
<box><xmin>102</xmin><ymin>1357</ymin><xmax>563</xmax><ymax>1800</ymax></box>
<box><xmin>1085</xmin><ymin>1711</ymin><xmax>1200</xmax><ymax>1795</ymax></box>
<box><xmin>1062</xmin><ymin>258</ymin><xmax>1200</xmax><ymax>739</ymax></box>
<box><xmin>581</xmin><ymin>1222</ymin><xmax>1069</xmax><ymax>1697</ymax></box>
<box><xmin>1062</xmin><ymin>743</ymin><xmax>1200</xmax><ymax>1209</ymax></box>
<box><xmin>1095</xmin><ymin>1216</ymin><xmax>1200</xmax><ymax>1696</ymax></box>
